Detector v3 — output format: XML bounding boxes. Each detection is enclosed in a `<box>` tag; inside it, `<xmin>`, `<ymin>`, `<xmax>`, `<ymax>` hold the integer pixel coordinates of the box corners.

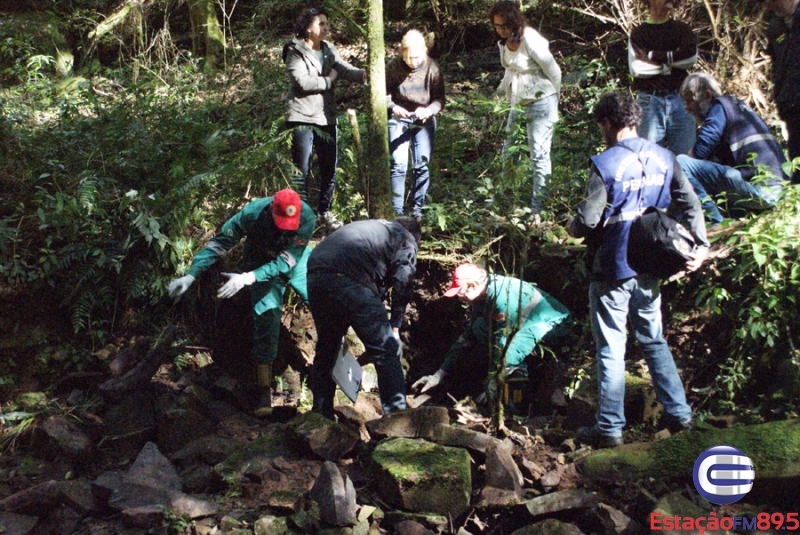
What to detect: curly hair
<box><xmin>488</xmin><ymin>1</ymin><xmax>527</xmax><ymax>43</ymax></box>
<box><xmin>293</xmin><ymin>7</ymin><xmax>328</xmax><ymax>40</ymax></box>
<box><xmin>592</xmin><ymin>91</ymin><xmax>642</xmax><ymax>130</ymax></box>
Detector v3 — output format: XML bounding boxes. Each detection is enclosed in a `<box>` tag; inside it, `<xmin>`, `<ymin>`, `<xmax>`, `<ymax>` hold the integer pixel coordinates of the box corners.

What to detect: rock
<box><xmin>623</xmin><ymin>373</ymin><xmax>661</xmax><ymax>425</ymax></box>
<box><xmin>372</xmin><ymin>437</ymin><xmax>471</xmax><ymax>517</ymax></box>
<box><xmin>519</xmin><ymin>458</ymin><xmax>546</xmax><ymax>480</ymax></box>
<box><xmin>37</xmin><ymin>415</ymin><xmax>93</xmax><ymax>463</ymax></box>
<box><xmin>432</xmin><ymin>423</ymin><xmax>501</xmax><ymax>453</ymax></box>
<box><xmin>213</xmin><ymin>427</ymin><xmax>291</xmax><ymax>483</ymax></box>
<box><xmin>15</xmin><ymin>392</ymin><xmax>48</xmax><ymax>411</ymax></box>
<box><xmin>395</xmin><ymin>520</ymin><xmax>435</xmax><ymax>535</ymax></box>
<box><xmin>595</xmin><ymin>503</ymin><xmax>645</xmax><ymax>535</ymax></box>
<box><xmin>254</xmin><ymin>515</ymin><xmax>293</xmax><ymax>535</ymax></box>
<box><xmin>108</xmin><ymin>441</ymin><xmax>181</xmax><ymax>511</ymax></box>
<box><xmin>92</xmin><ymin>471</ymin><xmax>124</xmax><ymax>503</ymax></box>
<box><xmin>28</xmin><ymin>504</ymin><xmax>79</xmax><ymax>535</ymax></box>
<box><xmin>651</xmin><ymin>492</ymin><xmax>724</xmax><ymax>535</ymax></box>
<box><xmin>705</xmin><ymin>415</ymin><xmax>737</xmax><ymax>428</ymax></box>
<box><xmin>578</xmin><ymin>419</ymin><xmax>800</xmax><ymax>508</ymax></box>
<box><xmin>477</xmin><ymin>440</ymin><xmax>524</xmax><ymax>507</ymax></box>
<box><xmin>212</xmin><ymin>375</ymin><xmax>251</xmax><ymax>412</ymax></box>
<box><xmin>109</xmin><ymin>337</ymin><xmax>149</xmax><ymax>376</ymax></box>
<box><xmin>0</xmin><ymin>512</ymin><xmax>39</xmax><ymax>535</ymax></box>
<box><xmin>65</xmin><ymin>389</ymin><xmax>85</xmax><ymax>406</ymax></box>
<box><xmin>182</xmin><ymin>463</ymin><xmax>224</xmax><ymax>493</ymax></box>
<box><xmin>383</xmin><ymin>511</ymin><xmax>448</xmax><ymax>530</ymax></box>
<box><xmin>525</xmin><ymin>490</ymin><xmax>600</xmax><ymax>518</ymax></box>
<box><xmin>170</xmin><ymin>435</ymin><xmax>238</xmax><ymax>467</ymax></box>
<box><xmin>310</xmin><ymin>461</ymin><xmax>357</xmax><ymax>527</ymax></box>
<box><xmin>58</xmin><ymin>479</ymin><xmax>101</xmax><ymax>515</ymax></box>
<box><xmin>155</xmin><ymin>391</ymin><xmax>217</xmax><ymax>454</ymax></box>
<box><xmin>265</xmin><ymin>490</ymin><xmax>304</xmax><ymax>513</ymax></box>
<box><xmin>512</xmin><ymin>518</ymin><xmax>585</xmax><ymax>535</ymax></box>
<box><xmin>120</xmin><ymin>505</ymin><xmax>163</xmax><ymax>528</ymax></box>
<box><xmin>540</xmin><ymin>470</ymin><xmax>562</xmax><ymax>490</ymax></box>
<box><xmin>366</xmin><ymin>406</ymin><xmax>450</xmax><ymax>440</ymax></box>
<box><xmin>0</xmin><ymin>480</ymin><xmax>60</xmax><ymax>514</ymax></box>
<box><xmin>317</xmin><ymin>519</ymin><xmax>370</xmax><ymax>535</ymax></box>
<box><xmin>361</xmin><ymin>363</ymin><xmax>379</xmax><ymax>392</ymax></box>
<box><xmin>167</xmin><ymin>488</ymin><xmax>217</xmax><ymax>518</ymax></box>
<box><xmin>289</xmin><ymin>502</ymin><xmax>321</xmax><ymax>533</ymax></box>
<box><xmin>653</xmin><ymin>429</ymin><xmax>672</xmax><ymax>441</ymax></box>
<box><xmin>289</xmin><ymin>412</ymin><xmax>359</xmax><ymax>461</ymax></box>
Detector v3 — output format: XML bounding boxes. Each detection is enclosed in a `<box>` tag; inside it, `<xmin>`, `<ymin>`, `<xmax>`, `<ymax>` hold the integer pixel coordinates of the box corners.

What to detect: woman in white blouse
<box><xmin>489</xmin><ymin>1</ymin><xmax>561</xmax><ymax>214</ymax></box>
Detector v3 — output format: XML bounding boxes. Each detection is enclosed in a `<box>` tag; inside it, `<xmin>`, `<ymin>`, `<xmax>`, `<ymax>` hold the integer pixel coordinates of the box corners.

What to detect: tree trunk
<box><xmin>365</xmin><ymin>0</ymin><xmax>392</xmax><ymax>218</ymax></box>
<box><xmin>187</xmin><ymin>0</ymin><xmax>225</xmax><ymax>75</ymax></box>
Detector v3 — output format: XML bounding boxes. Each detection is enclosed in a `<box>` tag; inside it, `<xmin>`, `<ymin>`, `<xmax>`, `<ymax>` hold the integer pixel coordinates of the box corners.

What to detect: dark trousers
<box><xmin>289</xmin><ymin>123</ymin><xmax>338</xmax><ymax>213</ymax></box>
<box><xmin>308</xmin><ymin>272</ymin><xmax>407</xmax><ymax>418</ymax></box>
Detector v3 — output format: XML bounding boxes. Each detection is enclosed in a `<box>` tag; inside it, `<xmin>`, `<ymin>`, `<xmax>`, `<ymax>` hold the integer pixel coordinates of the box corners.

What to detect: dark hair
<box><xmin>592</xmin><ymin>91</ymin><xmax>642</xmax><ymax>130</ymax></box>
<box><xmin>293</xmin><ymin>7</ymin><xmax>327</xmax><ymax>40</ymax></box>
<box><xmin>488</xmin><ymin>1</ymin><xmax>527</xmax><ymax>44</ymax></box>
<box><xmin>394</xmin><ymin>216</ymin><xmax>422</xmax><ymax>246</ymax></box>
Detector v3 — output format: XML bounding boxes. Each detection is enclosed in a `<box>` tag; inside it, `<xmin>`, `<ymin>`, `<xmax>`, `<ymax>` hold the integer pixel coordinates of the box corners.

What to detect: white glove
<box><xmin>411</xmin><ymin>369</ymin><xmax>446</xmax><ymax>394</ymax></box>
<box><xmin>168</xmin><ymin>275</ymin><xmax>195</xmax><ymax>300</ymax></box>
<box><xmin>217</xmin><ymin>272</ymin><xmax>256</xmax><ymax>299</ymax></box>
<box><xmin>392</xmin><ymin>330</ymin><xmax>402</xmax><ymax>358</ymax></box>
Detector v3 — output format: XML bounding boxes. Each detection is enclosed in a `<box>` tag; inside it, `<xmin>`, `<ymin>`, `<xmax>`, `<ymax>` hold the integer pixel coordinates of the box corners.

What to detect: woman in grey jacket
<box><xmin>284</xmin><ymin>7</ymin><xmax>366</xmax><ymax>230</ymax></box>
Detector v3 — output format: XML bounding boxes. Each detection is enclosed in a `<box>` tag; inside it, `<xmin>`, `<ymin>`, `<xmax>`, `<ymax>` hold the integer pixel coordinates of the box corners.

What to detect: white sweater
<box><xmin>496</xmin><ymin>27</ymin><xmax>561</xmax><ymax>105</ymax></box>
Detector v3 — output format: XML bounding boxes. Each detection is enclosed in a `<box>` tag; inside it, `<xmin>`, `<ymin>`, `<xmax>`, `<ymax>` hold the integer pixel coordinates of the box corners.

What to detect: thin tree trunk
<box><xmin>365</xmin><ymin>0</ymin><xmax>392</xmax><ymax>218</ymax></box>
<box><xmin>187</xmin><ymin>0</ymin><xmax>225</xmax><ymax>75</ymax></box>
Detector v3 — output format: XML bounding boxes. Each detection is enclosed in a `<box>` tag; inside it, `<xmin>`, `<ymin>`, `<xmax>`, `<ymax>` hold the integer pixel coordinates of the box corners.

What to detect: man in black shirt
<box><xmin>628</xmin><ymin>0</ymin><xmax>697</xmax><ymax>155</ymax></box>
<box><xmin>307</xmin><ymin>217</ymin><xmax>421</xmax><ymax>419</ymax></box>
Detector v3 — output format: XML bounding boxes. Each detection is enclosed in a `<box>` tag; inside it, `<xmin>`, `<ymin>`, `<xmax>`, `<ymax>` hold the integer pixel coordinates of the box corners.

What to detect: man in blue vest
<box><xmin>567</xmin><ymin>91</ymin><xmax>709</xmax><ymax>448</ymax></box>
<box><xmin>677</xmin><ymin>72</ymin><xmax>789</xmax><ymax>226</ymax></box>
<box><xmin>411</xmin><ymin>263</ymin><xmax>572</xmax><ymax>411</ymax></box>
<box><xmin>167</xmin><ymin>189</ymin><xmax>314</xmax><ymax>415</ymax></box>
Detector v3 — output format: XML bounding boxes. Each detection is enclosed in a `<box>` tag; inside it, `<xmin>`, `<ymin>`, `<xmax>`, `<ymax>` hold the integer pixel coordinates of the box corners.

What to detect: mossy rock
<box><xmin>372</xmin><ymin>437</ymin><xmax>471</xmax><ymax>517</ymax></box>
<box><xmin>579</xmin><ymin>419</ymin><xmax>800</xmax><ymax>508</ymax></box>
<box><xmin>213</xmin><ymin>423</ymin><xmax>290</xmax><ymax>480</ymax></box>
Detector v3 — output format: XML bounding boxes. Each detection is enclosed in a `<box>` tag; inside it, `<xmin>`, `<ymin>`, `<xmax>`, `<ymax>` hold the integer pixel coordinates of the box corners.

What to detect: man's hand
<box><xmin>168</xmin><ymin>275</ymin><xmax>195</xmax><ymax>301</ymax></box>
<box><xmin>218</xmin><ymin>272</ymin><xmax>256</xmax><ymax>299</ymax></box>
<box><xmin>411</xmin><ymin>369</ymin><xmax>446</xmax><ymax>394</ymax></box>
<box><xmin>685</xmin><ymin>246</ymin><xmax>709</xmax><ymax>272</ymax></box>
<box><xmin>328</xmin><ymin>68</ymin><xmax>339</xmax><ymax>84</ymax></box>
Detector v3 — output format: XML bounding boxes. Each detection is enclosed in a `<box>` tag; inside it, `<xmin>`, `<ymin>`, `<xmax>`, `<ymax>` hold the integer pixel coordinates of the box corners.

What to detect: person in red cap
<box><xmin>412</xmin><ymin>263</ymin><xmax>571</xmax><ymax>411</ymax></box>
<box><xmin>167</xmin><ymin>188</ymin><xmax>315</xmax><ymax>414</ymax></box>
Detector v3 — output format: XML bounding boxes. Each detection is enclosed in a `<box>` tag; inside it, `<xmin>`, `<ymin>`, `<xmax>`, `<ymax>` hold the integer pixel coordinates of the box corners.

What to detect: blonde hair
<box><xmin>400</xmin><ymin>29</ymin><xmax>427</xmax><ymax>53</ymax></box>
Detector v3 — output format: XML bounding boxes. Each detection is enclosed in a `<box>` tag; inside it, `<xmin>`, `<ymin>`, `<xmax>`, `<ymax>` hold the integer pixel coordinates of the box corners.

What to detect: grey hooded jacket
<box><xmin>284</xmin><ymin>37</ymin><xmax>365</xmax><ymax>126</ymax></box>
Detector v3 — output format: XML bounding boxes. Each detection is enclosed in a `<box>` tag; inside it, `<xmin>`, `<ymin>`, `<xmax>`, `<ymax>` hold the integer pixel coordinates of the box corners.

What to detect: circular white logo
<box><xmin>285</xmin><ymin>205</ymin><xmax>297</xmax><ymax>217</ymax></box>
<box><xmin>692</xmin><ymin>445</ymin><xmax>754</xmax><ymax>505</ymax></box>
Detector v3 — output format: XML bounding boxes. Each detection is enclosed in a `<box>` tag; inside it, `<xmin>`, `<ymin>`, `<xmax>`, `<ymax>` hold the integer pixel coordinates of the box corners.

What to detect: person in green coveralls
<box><xmin>167</xmin><ymin>189</ymin><xmax>314</xmax><ymax>415</ymax></box>
<box><xmin>412</xmin><ymin>263</ymin><xmax>572</xmax><ymax>407</ymax></box>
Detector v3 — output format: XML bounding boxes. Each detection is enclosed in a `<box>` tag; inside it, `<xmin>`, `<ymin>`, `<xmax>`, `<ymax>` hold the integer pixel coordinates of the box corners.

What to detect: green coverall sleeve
<box><xmin>185</xmin><ymin>210</ymin><xmax>249</xmax><ymax>279</ymax></box>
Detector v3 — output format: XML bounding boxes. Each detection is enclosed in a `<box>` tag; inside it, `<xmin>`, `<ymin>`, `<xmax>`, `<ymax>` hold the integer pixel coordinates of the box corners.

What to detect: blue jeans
<box><xmin>308</xmin><ymin>272</ymin><xmax>407</xmax><ymax>417</ymax></box>
<box><xmin>289</xmin><ymin>122</ymin><xmax>338</xmax><ymax>213</ymax></box>
<box><xmin>389</xmin><ymin>117</ymin><xmax>435</xmax><ymax>217</ymax></box>
<box><xmin>636</xmin><ymin>92</ymin><xmax>696</xmax><ymax>156</ymax></box>
<box><xmin>503</xmin><ymin>94</ymin><xmax>558</xmax><ymax>213</ymax></box>
<box><xmin>589</xmin><ymin>276</ymin><xmax>691</xmax><ymax>437</ymax></box>
<box><xmin>676</xmin><ymin>155</ymin><xmax>780</xmax><ymax>225</ymax></box>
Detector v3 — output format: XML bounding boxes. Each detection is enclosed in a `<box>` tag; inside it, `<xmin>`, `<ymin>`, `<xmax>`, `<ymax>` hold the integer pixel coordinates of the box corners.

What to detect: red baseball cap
<box><xmin>272</xmin><ymin>189</ymin><xmax>302</xmax><ymax>231</ymax></box>
<box><xmin>444</xmin><ymin>263</ymin><xmax>486</xmax><ymax>297</ymax></box>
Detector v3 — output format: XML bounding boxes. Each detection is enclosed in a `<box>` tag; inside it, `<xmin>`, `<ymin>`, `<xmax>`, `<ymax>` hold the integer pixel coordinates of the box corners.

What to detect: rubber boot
<box><xmin>255</xmin><ymin>363</ymin><xmax>273</xmax><ymax>417</ymax></box>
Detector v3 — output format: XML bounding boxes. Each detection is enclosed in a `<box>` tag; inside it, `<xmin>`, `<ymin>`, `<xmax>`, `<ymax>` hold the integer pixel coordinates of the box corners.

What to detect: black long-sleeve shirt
<box><xmin>308</xmin><ymin>220</ymin><xmax>417</xmax><ymax>328</ymax></box>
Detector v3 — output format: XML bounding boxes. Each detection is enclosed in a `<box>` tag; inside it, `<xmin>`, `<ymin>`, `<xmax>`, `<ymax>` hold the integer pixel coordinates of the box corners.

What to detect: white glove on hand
<box><xmin>168</xmin><ymin>275</ymin><xmax>195</xmax><ymax>300</ymax></box>
<box><xmin>217</xmin><ymin>272</ymin><xmax>256</xmax><ymax>299</ymax></box>
<box><xmin>392</xmin><ymin>330</ymin><xmax>402</xmax><ymax>358</ymax></box>
<box><xmin>411</xmin><ymin>369</ymin><xmax>446</xmax><ymax>394</ymax></box>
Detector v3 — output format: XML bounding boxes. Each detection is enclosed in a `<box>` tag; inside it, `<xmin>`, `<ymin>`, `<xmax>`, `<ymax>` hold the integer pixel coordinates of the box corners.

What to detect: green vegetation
<box><xmin>0</xmin><ymin>0</ymin><xmax>797</xmax><ymax>424</ymax></box>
